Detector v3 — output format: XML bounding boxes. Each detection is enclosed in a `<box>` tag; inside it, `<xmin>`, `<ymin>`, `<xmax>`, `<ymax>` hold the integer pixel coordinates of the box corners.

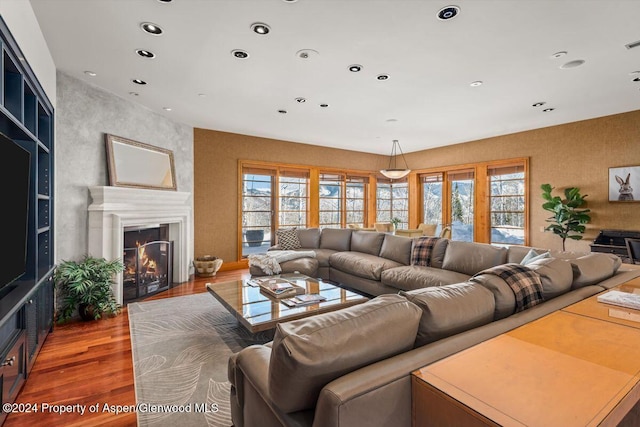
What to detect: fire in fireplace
<box><xmin>123</xmin><ymin>225</ymin><xmax>173</xmax><ymax>303</ymax></box>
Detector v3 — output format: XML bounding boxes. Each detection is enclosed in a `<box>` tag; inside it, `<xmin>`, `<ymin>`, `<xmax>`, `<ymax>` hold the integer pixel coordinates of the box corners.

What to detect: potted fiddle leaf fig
<box><xmin>541</xmin><ymin>184</ymin><xmax>591</xmax><ymax>251</ymax></box>
<box><xmin>54</xmin><ymin>255</ymin><xmax>124</xmax><ymax>322</ymax></box>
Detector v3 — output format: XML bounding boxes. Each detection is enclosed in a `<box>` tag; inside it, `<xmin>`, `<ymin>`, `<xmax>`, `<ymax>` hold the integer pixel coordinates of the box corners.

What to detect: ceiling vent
<box><xmin>625</xmin><ymin>40</ymin><xmax>640</xmax><ymax>50</ymax></box>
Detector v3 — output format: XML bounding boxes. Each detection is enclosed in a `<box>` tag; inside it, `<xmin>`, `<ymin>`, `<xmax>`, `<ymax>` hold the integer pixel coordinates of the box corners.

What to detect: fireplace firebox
<box><xmin>123</xmin><ymin>225</ymin><xmax>173</xmax><ymax>303</ymax></box>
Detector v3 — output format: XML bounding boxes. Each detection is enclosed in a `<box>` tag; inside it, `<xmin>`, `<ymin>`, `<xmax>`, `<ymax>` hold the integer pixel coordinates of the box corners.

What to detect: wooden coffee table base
<box><xmin>206</xmin><ymin>274</ymin><xmax>368</xmax><ymax>333</ymax></box>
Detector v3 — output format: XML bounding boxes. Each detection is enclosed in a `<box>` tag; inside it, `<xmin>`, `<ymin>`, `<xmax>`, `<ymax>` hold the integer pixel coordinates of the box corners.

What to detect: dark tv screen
<box><xmin>0</xmin><ymin>132</ymin><xmax>30</xmax><ymax>289</ymax></box>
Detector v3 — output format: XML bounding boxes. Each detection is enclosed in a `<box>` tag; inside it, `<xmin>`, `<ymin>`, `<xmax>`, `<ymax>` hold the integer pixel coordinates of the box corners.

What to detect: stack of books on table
<box><xmin>254</xmin><ymin>278</ymin><xmax>305</xmax><ymax>299</ymax></box>
<box><xmin>281</xmin><ymin>293</ymin><xmax>327</xmax><ymax>307</ymax></box>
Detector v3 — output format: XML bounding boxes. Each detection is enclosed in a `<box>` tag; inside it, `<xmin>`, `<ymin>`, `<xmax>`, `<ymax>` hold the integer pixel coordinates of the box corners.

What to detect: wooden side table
<box><xmin>412</xmin><ymin>285</ymin><xmax>640</xmax><ymax>427</ymax></box>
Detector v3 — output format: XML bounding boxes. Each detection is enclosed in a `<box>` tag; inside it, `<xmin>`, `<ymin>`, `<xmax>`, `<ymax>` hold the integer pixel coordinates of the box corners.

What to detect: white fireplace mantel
<box><xmin>87</xmin><ymin>186</ymin><xmax>193</xmax><ymax>305</ymax></box>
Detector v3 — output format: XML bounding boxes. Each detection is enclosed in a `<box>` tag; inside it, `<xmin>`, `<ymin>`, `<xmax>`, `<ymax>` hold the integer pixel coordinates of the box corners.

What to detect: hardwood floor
<box><xmin>4</xmin><ymin>269</ymin><xmax>249</xmax><ymax>427</ymax></box>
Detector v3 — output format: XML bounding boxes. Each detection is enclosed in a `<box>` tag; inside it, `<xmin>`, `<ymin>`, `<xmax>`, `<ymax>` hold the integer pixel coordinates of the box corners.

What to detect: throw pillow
<box><xmin>520</xmin><ymin>249</ymin><xmax>551</xmax><ymax>265</ymax></box>
<box><xmin>276</xmin><ymin>228</ymin><xmax>301</xmax><ymax>250</ymax></box>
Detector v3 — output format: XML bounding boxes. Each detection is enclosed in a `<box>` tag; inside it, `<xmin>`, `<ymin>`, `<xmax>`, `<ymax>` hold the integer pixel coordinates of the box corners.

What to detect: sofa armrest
<box><xmin>234</xmin><ymin>345</ymin><xmax>314</xmax><ymax>427</ymax></box>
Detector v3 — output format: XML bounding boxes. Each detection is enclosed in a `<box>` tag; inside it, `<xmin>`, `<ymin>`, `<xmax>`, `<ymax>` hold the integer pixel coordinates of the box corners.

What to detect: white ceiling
<box><xmin>30</xmin><ymin>0</ymin><xmax>640</xmax><ymax>155</ymax></box>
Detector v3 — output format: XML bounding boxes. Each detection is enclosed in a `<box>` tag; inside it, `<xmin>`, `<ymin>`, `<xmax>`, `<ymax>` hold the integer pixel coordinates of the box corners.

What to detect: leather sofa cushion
<box><xmin>442</xmin><ymin>241</ymin><xmax>508</xmax><ymax>276</ymax></box>
<box><xmin>470</xmin><ymin>273</ymin><xmax>516</xmax><ymax>320</ymax></box>
<box><xmin>527</xmin><ymin>257</ymin><xmax>573</xmax><ymax>299</ymax></box>
<box><xmin>400</xmin><ymin>282</ymin><xmax>495</xmax><ymax>347</ymax></box>
<box><xmin>569</xmin><ymin>253</ymin><xmax>620</xmax><ymax>288</ymax></box>
<box><xmin>351</xmin><ymin>231</ymin><xmax>385</xmax><ymax>256</ymax></box>
<box><xmin>381</xmin><ymin>266</ymin><xmax>470</xmax><ymax>291</ymax></box>
<box><xmin>268</xmin><ymin>294</ymin><xmax>421</xmax><ymax>413</ymax></box>
<box><xmin>320</xmin><ymin>228</ymin><xmax>352</xmax><ymax>251</ymax></box>
<box><xmin>313</xmin><ymin>248</ymin><xmax>337</xmax><ymax>268</ymax></box>
<box><xmin>297</xmin><ymin>228</ymin><xmax>321</xmax><ymax>248</ymax></box>
<box><xmin>249</xmin><ymin>257</ymin><xmax>319</xmax><ymax>277</ymax></box>
<box><xmin>379</xmin><ymin>233</ymin><xmax>412</xmax><ymax>265</ymax></box>
<box><xmin>329</xmin><ymin>252</ymin><xmax>403</xmax><ymax>281</ymax></box>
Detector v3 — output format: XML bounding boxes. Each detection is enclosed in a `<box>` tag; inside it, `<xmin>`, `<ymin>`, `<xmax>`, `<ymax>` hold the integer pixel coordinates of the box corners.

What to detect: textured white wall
<box><xmin>55</xmin><ymin>71</ymin><xmax>194</xmax><ymax>263</ymax></box>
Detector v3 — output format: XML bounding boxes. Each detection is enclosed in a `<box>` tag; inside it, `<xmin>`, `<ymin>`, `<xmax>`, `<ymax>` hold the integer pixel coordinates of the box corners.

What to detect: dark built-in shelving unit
<box><xmin>0</xmin><ymin>16</ymin><xmax>54</xmax><ymax>423</ymax></box>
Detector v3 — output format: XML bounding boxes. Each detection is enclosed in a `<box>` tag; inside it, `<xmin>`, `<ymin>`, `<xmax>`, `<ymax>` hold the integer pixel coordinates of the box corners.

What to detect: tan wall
<box><xmin>194</xmin><ymin>110</ymin><xmax>640</xmax><ymax>263</ymax></box>
<box><xmin>405</xmin><ymin>110</ymin><xmax>640</xmax><ymax>252</ymax></box>
<box><xmin>193</xmin><ymin>129</ymin><xmax>384</xmax><ymax>262</ymax></box>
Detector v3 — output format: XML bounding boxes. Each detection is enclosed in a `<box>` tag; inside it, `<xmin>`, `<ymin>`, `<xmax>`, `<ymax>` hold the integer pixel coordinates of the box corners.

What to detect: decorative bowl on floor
<box><xmin>193</xmin><ymin>256</ymin><xmax>223</xmax><ymax>277</ymax></box>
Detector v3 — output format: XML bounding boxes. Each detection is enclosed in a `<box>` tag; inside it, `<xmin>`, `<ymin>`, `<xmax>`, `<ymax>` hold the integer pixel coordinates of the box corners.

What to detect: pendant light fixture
<box><xmin>380</xmin><ymin>139</ymin><xmax>411</xmax><ymax>179</ymax></box>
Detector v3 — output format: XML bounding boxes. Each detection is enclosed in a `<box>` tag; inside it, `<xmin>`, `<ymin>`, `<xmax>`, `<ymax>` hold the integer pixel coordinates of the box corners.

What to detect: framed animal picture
<box><xmin>609</xmin><ymin>165</ymin><xmax>639</xmax><ymax>202</ymax></box>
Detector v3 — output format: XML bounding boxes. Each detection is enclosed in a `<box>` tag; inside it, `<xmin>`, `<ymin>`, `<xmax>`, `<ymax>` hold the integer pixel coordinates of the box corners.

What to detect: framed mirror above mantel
<box><xmin>105</xmin><ymin>133</ymin><xmax>177</xmax><ymax>190</ymax></box>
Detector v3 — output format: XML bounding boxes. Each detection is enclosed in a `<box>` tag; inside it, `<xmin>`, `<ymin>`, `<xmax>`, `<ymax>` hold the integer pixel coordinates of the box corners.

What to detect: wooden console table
<box><xmin>412</xmin><ymin>277</ymin><xmax>640</xmax><ymax>427</ymax></box>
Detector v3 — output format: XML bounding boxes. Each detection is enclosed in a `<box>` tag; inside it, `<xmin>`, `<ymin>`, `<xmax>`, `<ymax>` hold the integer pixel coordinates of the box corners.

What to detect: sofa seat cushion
<box><xmin>441</xmin><ymin>241</ymin><xmax>508</xmax><ymax>276</ymax></box>
<box><xmin>400</xmin><ymin>282</ymin><xmax>495</xmax><ymax>347</ymax></box>
<box><xmin>381</xmin><ymin>265</ymin><xmax>470</xmax><ymax>291</ymax></box>
<box><xmin>329</xmin><ymin>252</ymin><xmax>403</xmax><ymax>281</ymax></box>
<box><xmin>249</xmin><ymin>257</ymin><xmax>319</xmax><ymax>277</ymax></box>
<box><xmin>312</xmin><ymin>248</ymin><xmax>338</xmax><ymax>268</ymax></box>
<box><xmin>268</xmin><ymin>294</ymin><xmax>422</xmax><ymax>413</ymax></box>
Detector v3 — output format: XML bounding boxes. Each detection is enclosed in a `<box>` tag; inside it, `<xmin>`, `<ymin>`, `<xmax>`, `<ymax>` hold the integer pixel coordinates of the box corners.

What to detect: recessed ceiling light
<box><xmin>296</xmin><ymin>49</ymin><xmax>319</xmax><ymax>59</ymax></box>
<box><xmin>198</xmin><ymin>93</ymin><xmax>206</xmax><ymax>97</ymax></box>
<box><xmin>437</xmin><ymin>5</ymin><xmax>460</xmax><ymax>20</ymax></box>
<box><xmin>129</xmin><ymin>92</ymin><xmax>139</xmax><ymax>96</ymax></box>
<box><xmin>543</xmin><ymin>108</ymin><xmax>555</xmax><ymax>112</ymax></box>
<box><xmin>140</xmin><ymin>22</ymin><xmax>163</xmax><ymax>35</ymax></box>
<box><xmin>84</xmin><ymin>71</ymin><xmax>97</xmax><ymax>77</ymax></box>
<box><xmin>319</xmin><ymin>103</ymin><xmax>329</xmax><ymax>108</ymax></box>
<box><xmin>157</xmin><ymin>0</ymin><xmax>172</xmax><ymax>3</ymax></box>
<box><xmin>135</xmin><ymin>49</ymin><xmax>156</xmax><ymax>59</ymax></box>
<box><xmin>282</xmin><ymin>0</ymin><xmax>298</xmax><ymax>2</ymax></box>
<box><xmin>559</xmin><ymin>59</ymin><xmax>585</xmax><ymax>69</ymax></box>
<box><xmin>377</xmin><ymin>74</ymin><xmax>390</xmax><ymax>81</ymax></box>
<box><xmin>231</xmin><ymin>49</ymin><xmax>249</xmax><ymax>59</ymax></box>
<box><xmin>551</xmin><ymin>51</ymin><xmax>567</xmax><ymax>59</ymax></box>
<box><xmin>386</xmin><ymin>118</ymin><xmax>398</xmax><ymax>122</ymax></box>
<box><xmin>250</xmin><ymin>22</ymin><xmax>271</xmax><ymax>35</ymax></box>
<box><xmin>630</xmin><ymin>71</ymin><xmax>640</xmax><ymax>75</ymax></box>
<box><xmin>633</xmin><ymin>77</ymin><xmax>640</xmax><ymax>82</ymax></box>
<box><xmin>470</xmin><ymin>80</ymin><xmax>483</xmax><ymax>87</ymax></box>
<box><xmin>295</xmin><ymin>97</ymin><xmax>306</xmax><ymax>103</ymax></box>
<box><xmin>163</xmin><ymin>107</ymin><xmax>172</xmax><ymax>111</ymax></box>
<box><xmin>132</xmin><ymin>78</ymin><xmax>147</xmax><ymax>85</ymax></box>
<box><xmin>532</xmin><ymin>102</ymin><xmax>546</xmax><ymax>107</ymax></box>
<box><xmin>278</xmin><ymin>109</ymin><xmax>287</xmax><ymax>114</ymax></box>
<box><xmin>348</xmin><ymin>64</ymin><xmax>362</xmax><ymax>72</ymax></box>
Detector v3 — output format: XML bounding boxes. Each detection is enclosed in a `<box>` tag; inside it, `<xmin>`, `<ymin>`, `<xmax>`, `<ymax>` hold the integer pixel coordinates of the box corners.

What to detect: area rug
<box><xmin>128</xmin><ymin>292</ymin><xmax>274</xmax><ymax>427</ymax></box>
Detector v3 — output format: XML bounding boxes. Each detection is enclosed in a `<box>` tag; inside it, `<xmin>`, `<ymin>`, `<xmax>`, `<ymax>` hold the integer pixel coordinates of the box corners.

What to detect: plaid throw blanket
<box><xmin>474</xmin><ymin>263</ymin><xmax>544</xmax><ymax>312</ymax></box>
<box><xmin>411</xmin><ymin>237</ymin><xmax>440</xmax><ymax>267</ymax></box>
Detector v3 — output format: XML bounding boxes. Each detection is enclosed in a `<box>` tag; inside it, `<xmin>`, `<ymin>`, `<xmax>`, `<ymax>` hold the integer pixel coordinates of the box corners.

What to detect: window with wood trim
<box><xmin>376</xmin><ymin>178</ymin><xmax>408</xmax><ymax>228</ymax></box>
<box><xmin>319</xmin><ymin>173</ymin><xmax>342</xmax><ymax>228</ymax></box>
<box><xmin>421</xmin><ymin>173</ymin><xmax>443</xmax><ymax>234</ymax></box>
<box><xmin>241</xmin><ymin>167</ymin><xmax>275</xmax><ymax>257</ymax></box>
<box><xmin>278</xmin><ymin>169</ymin><xmax>309</xmax><ymax>229</ymax></box>
<box><xmin>448</xmin><ymin>169</ymin><xmax>474</xmax><ymax>242</ymax></box>
<box><xmin>489</xmin><ymin>164</ymin><xmax>525</xmax><ymax>245</ymax></box>
<box><xmin>319</xmin><ymin>173</ymin><xmax>368</xmax><ymax>228</ymax></box>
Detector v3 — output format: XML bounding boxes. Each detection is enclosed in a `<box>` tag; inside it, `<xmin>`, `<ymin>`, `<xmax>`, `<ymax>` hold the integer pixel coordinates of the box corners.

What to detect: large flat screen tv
<box><xmin>0</xmin><ymin>132</ymin><xmax>30</xmax><ymax>290</ymax></box>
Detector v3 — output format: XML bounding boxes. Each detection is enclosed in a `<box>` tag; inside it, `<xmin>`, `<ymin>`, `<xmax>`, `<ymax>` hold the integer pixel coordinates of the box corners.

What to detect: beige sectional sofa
<box><xmin>236</xmin><ymin>227</ymin><xmax>640</xmax><ymax>427</ymax></box>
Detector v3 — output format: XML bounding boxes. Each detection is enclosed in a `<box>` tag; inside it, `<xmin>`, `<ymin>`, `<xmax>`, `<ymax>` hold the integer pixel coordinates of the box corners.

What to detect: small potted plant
<box><xmin>54</xmin><ymin>255</ymin><xmax>124</xmax><ymax>322</ymax></box>
<box><xmin>390</xmin><ymin>217</ymin><xmax>402</xmax><ymax>230</ymax></box>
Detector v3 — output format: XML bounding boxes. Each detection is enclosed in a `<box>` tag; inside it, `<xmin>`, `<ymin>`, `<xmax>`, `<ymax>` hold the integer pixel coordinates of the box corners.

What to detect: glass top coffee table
<box><xmin>206</xmin><ymin>273</ymin><xmax>369</xmax><ymax>333</ymax></box>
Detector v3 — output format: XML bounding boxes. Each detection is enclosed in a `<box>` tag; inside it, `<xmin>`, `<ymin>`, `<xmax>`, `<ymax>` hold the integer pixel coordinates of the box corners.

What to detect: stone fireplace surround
<box><xmin>87</xmin><ymin>186</ymin><xmax>193</xmax><ymax>305</ymax></box>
